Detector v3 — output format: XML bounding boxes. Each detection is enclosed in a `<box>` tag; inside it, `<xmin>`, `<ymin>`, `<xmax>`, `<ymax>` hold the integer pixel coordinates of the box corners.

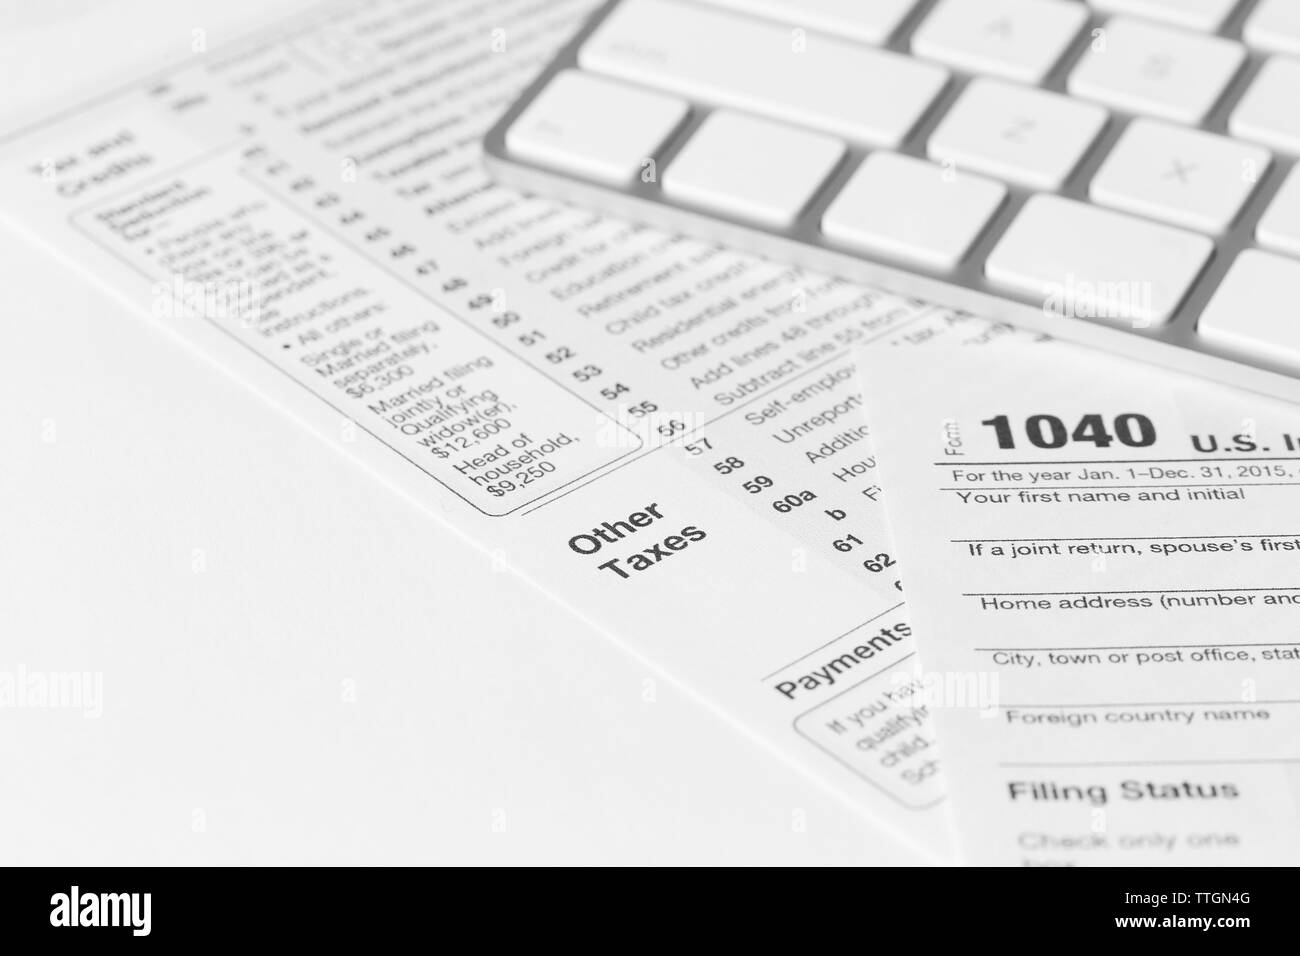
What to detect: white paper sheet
<box><xmin>857</xmin><ymin>342</ymin><xmax>1300</xmax><ymax>865</ymax></box>
<box><xmin>0</xmin><ymin>0</ymin><xmax>1039</xmax><ymax>859</ymax></box>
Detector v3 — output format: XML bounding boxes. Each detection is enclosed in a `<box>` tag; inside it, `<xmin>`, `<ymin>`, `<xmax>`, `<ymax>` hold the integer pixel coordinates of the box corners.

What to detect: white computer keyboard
<box><xmin>484</xmin><ymin>0</ymin><xmax>1300</xmax><ymax>402</ymax></box>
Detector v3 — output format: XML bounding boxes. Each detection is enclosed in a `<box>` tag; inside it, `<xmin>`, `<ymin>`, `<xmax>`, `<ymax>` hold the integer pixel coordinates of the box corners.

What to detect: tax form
<box><xmin>0</xmin><ymin>0</ymin><xmax>1031</xmax><ymax>860</ymax></box>
<box><xmin>857</xmin><ymin>343</ymin><xmax>1300</xmax><ymax>865</ymax></box>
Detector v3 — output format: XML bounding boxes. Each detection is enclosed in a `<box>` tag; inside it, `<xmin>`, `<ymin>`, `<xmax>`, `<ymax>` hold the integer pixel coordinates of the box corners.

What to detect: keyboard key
<box><xmin>821</xmin><ymin>152</ymin><xmax>1006</xmax><ymax>271</ymax></box>
<box><xmin>985</xmin><ymin>195</ymin><xmax>1213</xmax><ymax>327</ymax></box>
<box><xmin>1068</xmin><ymin>17</ymin><xmax>1245</xmax><ymax>124</ymax></box>
<box><xmin>703</xmin><ymin>0</ymin><xmax>919</xmax><ymax>45</ymax></box>
<box><xmin>663</xmin><ymin>110</ymin><xmax>845</xmax><ymax>227</ymax></box>
<box><xmin>1198</xmin><ymin>250</ymin><xmax>1300</xmax><ymax>366</ymax></box>
<box><xmin>911</xmin><ymin>0</ymin><xmax>1088</xmax><ymax>84</ymax></box>
<box><xmin>580</xmin><ymin>0</ymin><xmax>949</xmax><ymax>147</ymax></box>
<box><xmin>1244</xmin><ymin>0</ymin><xmax>1300</xmax><ymax>57</ymax></box>
<box><xmin>1086</xmin><ymin>0</ymin><xmax>1240</xmax><ymax>32</ymax></box>
<box><xmin>928</xmin><ymin>78</ymin><xmax>1108</xmax><ymax>190</ymax></box>
<box><xmin>1256</xmin><ymin>166</ymin><xmax>1300</xmax><ymax>258</ymax></box>
<box><xmin>1230</xmin><ymin>57</ymin><xmax>1300</xmax><ymax>155</ymax></box>
<box><xmin>1089</xmin><ymin>119</ymin><xmax>1270</xmax><ymax>234</ymax></box>
<box><xmin>505</xmin><ymin>71</ymin><xmax>689</xmax><ymax>185</ymax></box>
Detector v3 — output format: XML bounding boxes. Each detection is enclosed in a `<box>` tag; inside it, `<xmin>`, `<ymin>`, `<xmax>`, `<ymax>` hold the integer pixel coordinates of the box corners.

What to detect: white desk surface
<box><xmin>0</xmin><ymin>0</ymin><xmax>925</xmax><ymax>865</ymax></box>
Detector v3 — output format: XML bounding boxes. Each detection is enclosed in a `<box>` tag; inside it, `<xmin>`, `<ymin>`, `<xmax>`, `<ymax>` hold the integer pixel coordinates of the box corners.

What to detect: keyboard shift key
<box><xmin>821</xmin><ymin>152</ymin><xmax>1006</xmax><ymax>271</ymax></box>
<box><xmin>911</xmin><ymin>0</ymin><xmax>1088</xmax><ymax>84</ymax></box>
<box><xmin>1068</xmin><ymin>17</ymin><xmax>1245</xmax><ymax>124</ymax></box>
<box><xmin>985</xmin><ymin>195</ymin><xmax>1213</xmax><ymax>327</ymax></box>
<box><xmin>581</xmin><ymin>0</ymin><xmax>949</xmax><ymax>147</ymax></box>
<box><xmin>1089</xmin><ymin>119</ymin><xmax>1270</xmax><ymax>234</ymax></box>
<box><xmin>505</xmin><ymin>70</ymin><xmax>689</xmax><ymax>185</ymax></box>
<box><xmin>928</xmin><ymin>78</ymin><xmax>1108</xmax><ymax>190</ymax></box>
<box><xmin>1230</xmin><ymin>57</ymin><xmax>1300</xmax><ymax>155</ymax></box>
<box><xmin>1087</xmin><ymin>0</ymin><xmax>1240</xmax><ymax>32</ymax></box>
<box><xmin>1244</xmin><ymin>0</ymin><xmax>1300</xmax><ymax>57</ymax></box>
<box><xmin>663</xmin><ymin>110</ymin><xmax>845</xmax><ymax>227</ymax></box>
<box><xmin>1198</xmin><ymin>250</ymin><xmax>1300</xmax><ymax>366</ymax></box>
<box><xmin>1257</xmin><ymin>166</ymin><xmax>1300</xmax><ymax>258</ymax></box>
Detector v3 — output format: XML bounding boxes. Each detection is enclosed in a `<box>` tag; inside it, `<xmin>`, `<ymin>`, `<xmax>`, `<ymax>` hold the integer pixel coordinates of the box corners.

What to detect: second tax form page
<box><xmin>0</xmin><ymin>0</ymin><xmax>1034</xmax><ymax>859</ymax></box>
<box><xmin>858</xmin><ymin>344</ymin><xmax>1300</xmax><ymax>865</ymax></box>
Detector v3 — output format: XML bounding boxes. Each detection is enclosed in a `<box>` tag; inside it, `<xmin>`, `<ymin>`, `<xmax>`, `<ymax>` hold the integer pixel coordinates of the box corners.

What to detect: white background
<box><xmin>0</xmin><ymin>0</ymin><xmax>925</xmax><ymax>864</ymax></box>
